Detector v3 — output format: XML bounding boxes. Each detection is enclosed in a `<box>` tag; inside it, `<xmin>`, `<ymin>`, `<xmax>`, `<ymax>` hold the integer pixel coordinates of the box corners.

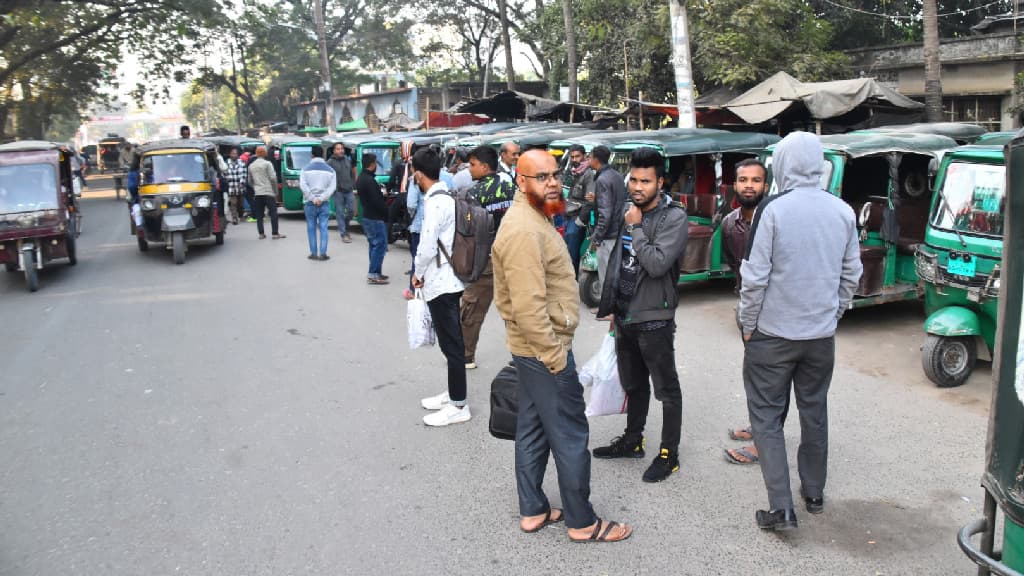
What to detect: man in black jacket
<box><xmin>589</xmin><ymin>145</ymin><xmax>626</xmax><ymax>302</ymax></box>
<box><xmin>593</xmin><ymin>147</ymin><xmax>689</xmax><ymax>483</ymax></box>
<box><xmin>357</xmin><ymin>153</ymin><xmax>389</xmax><ymax>285</ymax></box>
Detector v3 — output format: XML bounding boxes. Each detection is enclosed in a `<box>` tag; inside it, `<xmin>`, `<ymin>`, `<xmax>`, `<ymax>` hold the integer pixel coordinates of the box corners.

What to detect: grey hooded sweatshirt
<box><xmin>738</xmin><ymin>132</ymin><xmax>862</xmax><ymax>340</ymax></box>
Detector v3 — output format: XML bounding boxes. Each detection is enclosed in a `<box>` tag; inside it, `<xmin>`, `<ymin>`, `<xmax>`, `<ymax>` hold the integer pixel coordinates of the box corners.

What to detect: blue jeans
<box><xmin>304</xmin><ymin>202</ymin><xmax>330</xmax><ymax>256</ymax></box>
<box><xmin>408</xmin><ymin>232</ymin><xmax>420</xmax><ymax>290</ymax></box>
<box><xmin>335</xmin><ymin>190</ymin><xmax>354</xmax><ymax>236</ymax></box>
<box><xmin>513</xmin><ymin>352</ymin><xmax>597</xmax><ymax>530</ymax></box>
<box><xmin>363</xmin><ymin>218</ymin><xmax>387</xmax><ymax>277</ymax></box>
<box><xmin>564</xmin><ymin>218</ymin><xmax>583</xmax><ymax>274</ymax></box>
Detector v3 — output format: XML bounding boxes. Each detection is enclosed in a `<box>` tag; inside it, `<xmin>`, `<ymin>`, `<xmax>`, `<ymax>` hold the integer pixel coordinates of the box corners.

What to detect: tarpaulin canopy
<box><xmin>454</xmin><ymin>91</ymin><xmax>616</xmax><ymax>122</ymax></box>
<box><xmin>426</xmin><ymin>111</ymin><xmax>491</xmax><ymax>128</ymax></box>
<box><xmin>724</xmin><ymin>71</ymin><xmax>924</xmax><ymax>125</ymax></box>
<box><xmin>336</xmin><ymin>118</ymin><xmax>368</xmax><ymax>132</ymax></box>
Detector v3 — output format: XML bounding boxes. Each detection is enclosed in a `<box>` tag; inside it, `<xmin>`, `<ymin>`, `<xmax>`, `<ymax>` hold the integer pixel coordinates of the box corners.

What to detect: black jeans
<box><xmin>615</xmin><ymin>320</ymin><xmax>683</xmax><ymax>454</ymax></box>
<box><xmin>513</xmin><ymin>353</ymin><xmax>597</xmax><ymax>529</ymax></box>
<box><xmin>426</xmin><ymin>291</ymin><xmax>467</xmax><ymax>403</ymax></box>
<box><xmin>253</xmin><ymin>195</ymin><xmax>279</xmax><ymax>236</ymax></box>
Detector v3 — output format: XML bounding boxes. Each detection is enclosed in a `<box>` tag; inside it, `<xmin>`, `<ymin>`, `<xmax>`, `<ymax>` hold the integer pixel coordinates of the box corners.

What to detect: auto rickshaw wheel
<box><xmin>66</xmin><ymin>233</ymin><xmax>77</xmax><ymax>266</ymax></box>
<box><xmin>578</xmin><ymin>270</ymin><xmax>601</xmax><ymax>308</ymax></box>
<box><xmin>215</xmin><ymin>232</ymin><xmax>224</xmax><ymax>245</ymax></box>
<box><xmin>23</xmin><ymin>253</ymin><xmax>38</xmax><ymax>292</ymax></box>
<box><xmin>172</xmin><ymin>233</ymin><xmax>185</xmax><ymax>265</ymax></box>
<box><xmin>922</xmin><ymin>334</ymin><xmax>977</xmax><ymax>388</ymax></box>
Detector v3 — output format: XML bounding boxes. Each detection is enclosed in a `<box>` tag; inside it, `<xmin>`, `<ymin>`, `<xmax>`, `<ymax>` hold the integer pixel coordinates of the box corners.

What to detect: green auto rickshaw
<box><xmin>268</xmin><ymin>135</ymin><xmax>324</xmax><ymax>211</ymax></box>
<box><xmin>955</xmin><ymin>130</ymin><xmax>1024</xmax><ymax>576</ymax></box>
<box><xmin>763</xmin><ymin>132</ymin><xmax>957</xmax><ymax>310</ymax></box>
<box><xmin>915</xmin><ymin>144</ymin><xmax>1006</xmax><ymax>387</ymax></box>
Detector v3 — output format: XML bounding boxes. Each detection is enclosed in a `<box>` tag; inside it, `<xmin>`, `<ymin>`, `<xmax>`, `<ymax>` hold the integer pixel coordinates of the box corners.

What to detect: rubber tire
<box><xmin>23</xmin><ymin>253</ymin><xmax>38</xmax><ymax>292</ymax></box>
<box><xmin>215</xmin><ymin>232</ymin><xmax>224</xmax><ymax>246</ymax></box>
<box><xmin>137</xmin><ymin>234</ymin><xmax>148</xmax><ymax>252</ymax></box>
<box><xmin>578</xmin><ymin>270</ymin><xmax>601</xmax><ymax>308</ymax></box>
<box><xmin>66</xmin><ymin>233</ymin><xmax>77</xmax><ymax>266</ymax></box>
<box><xmin>922</xmin><ymin>334</ymin><xmax>977</xmax><ymax>388</ymax></box>
<box><xmin>172</xmin><ymin>232</ymin><xmax>185</xmax><ymax>265</ymax></box>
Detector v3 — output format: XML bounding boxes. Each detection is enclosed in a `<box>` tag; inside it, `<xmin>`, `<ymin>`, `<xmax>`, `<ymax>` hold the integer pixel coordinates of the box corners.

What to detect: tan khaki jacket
<box><xmin>492</xmin><ymin>192</ymin><xmax>580</xmax><ymax>373</ymax></box>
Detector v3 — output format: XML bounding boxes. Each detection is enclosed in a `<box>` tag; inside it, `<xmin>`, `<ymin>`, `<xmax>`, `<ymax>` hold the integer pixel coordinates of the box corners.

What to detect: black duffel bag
<box><xmin>489</xmin><ymin>364</ymin><xmax>519</xmax><ymax>440</ymax></box>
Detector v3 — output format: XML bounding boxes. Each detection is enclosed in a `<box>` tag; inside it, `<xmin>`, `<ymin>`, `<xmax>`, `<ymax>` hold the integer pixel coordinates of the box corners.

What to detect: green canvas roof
<box><xmin>975</xmin><ymin>131</ymin><xmax>1017</xmax><ymax>146</ymax></box>
<box><xmin>0</xmin><ymin>140</ymin><xmax>64</xmax><ymax>152</ymax></box>
<box><xmin>853</xmin><ymin>122</ymin><xmax>986</xmax><ymax>144</ymax></box>
<box><xmin>943</xmin><ymin>144</ymin><xmax>1006</xmax><ymax>163</ymax></box>
<box><xmin>268</xmin><ymin>135</ymin><xmax>323</xmax><ymax>147</ymax></box>
<box><xmin>298</xmin><ymin>126</ymin><xmax>329</xmax><ymax>135</ymax></box>
<box><xmin>138</xmin><ymin>139</ymin><xmax>216</xmax><ymax>154</ymax></box>
<box><xmin>336</xmin><ymin>118</ymin><xmax>368</xmax><ymax>132</ymax></box>
<box><xmin>612</xmin><ymin>130</ymin><xmax>780</xmax><ymax>156</ymax></box>
<box><xmin>765</xmin><ymin>132</ymin><xmax>957</xmax><ymax>159</ymax></box>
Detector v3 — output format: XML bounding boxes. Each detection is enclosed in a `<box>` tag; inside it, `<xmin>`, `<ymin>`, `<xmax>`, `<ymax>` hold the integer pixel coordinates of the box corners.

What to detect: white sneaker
<box><xmin>420</xmin><ymin>391</ymin><xmax>450</xmax><ymax>410</ymax></box>
<box><xmin>465</xmin><ymin>361</ymin><xmax>477</xmax><ymax>370</ymax></box>
<box><xmin>423</xmin><ymin>404</ymin><xmax>471</xmax><ymax>427</ymax></box>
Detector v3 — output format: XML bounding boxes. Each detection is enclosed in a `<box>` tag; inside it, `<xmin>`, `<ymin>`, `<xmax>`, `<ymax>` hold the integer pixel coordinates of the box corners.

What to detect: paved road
<box><xmin>0</xmin><ymin>177</ymin><xmax>993</xmax><ymax>575</ymax></box>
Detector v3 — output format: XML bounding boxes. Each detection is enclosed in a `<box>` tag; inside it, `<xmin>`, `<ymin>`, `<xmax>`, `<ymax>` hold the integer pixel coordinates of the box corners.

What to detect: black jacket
<box><xmin>592</xmin><ymin>165</ymin><xmax>626</xmax><ymax>243</ymax></box>
<box><xmin>357</xmin><ymin>169</ymin><xmax>387</xmax><ymax>220</ymax></box>
<box><xmin>597</xmin><ymin>194</ymin><xmax>689</xmax><ymax>324</ymax></box>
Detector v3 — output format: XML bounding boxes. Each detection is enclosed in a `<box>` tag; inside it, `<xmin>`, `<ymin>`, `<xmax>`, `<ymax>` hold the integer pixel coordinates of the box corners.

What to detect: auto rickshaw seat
<box><xmin>679</xmin><ymin>194</ymin><xmax>717</xmax><ymax>219</ymax></box>
<box><xmin>680</xmin><ymin>224</ymin><xmax>713</xmax><ymax>273</ymax></box>
<box><xmin>896</xmin><ymin>200</ymin><xmax>930</xmax><ymax>255</ymax></box>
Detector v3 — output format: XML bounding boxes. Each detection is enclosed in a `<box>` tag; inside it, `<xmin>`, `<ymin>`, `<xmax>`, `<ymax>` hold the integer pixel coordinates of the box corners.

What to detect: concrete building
<box><xmin>847</xmin><ymin>30</ymin><xmax>1024</xmax><ymax>131</ymax></box>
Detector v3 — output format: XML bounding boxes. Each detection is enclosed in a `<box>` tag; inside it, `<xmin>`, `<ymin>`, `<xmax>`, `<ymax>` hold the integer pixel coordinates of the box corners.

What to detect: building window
<box><xmin>943</xmin><ymin>96</ymin><xmax>1002</xmax><ymax>131</ymax></box>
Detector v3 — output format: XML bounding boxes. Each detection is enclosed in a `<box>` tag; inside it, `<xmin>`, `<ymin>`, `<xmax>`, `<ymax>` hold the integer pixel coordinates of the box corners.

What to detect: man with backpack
<box><xmin>413</xmin><ymin>148</ymin><xmax>471</xmax><ymax>427</ymax></box>
<box><xmin>460</xmin><ymin>145</ymin><xmax>513</xmax><ymax>370</ymax></box>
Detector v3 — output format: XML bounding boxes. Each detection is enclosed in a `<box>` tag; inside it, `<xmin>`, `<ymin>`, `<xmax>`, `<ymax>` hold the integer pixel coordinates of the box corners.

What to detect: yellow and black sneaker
<box><xmin>642</xmin><ymin>449</ymin><xmax>680</xmax><ymax>483</ymax></box>
<box><xmin>593</xmin><ymin>435</ymin><xmax>645</xmax><ymax>459</ymax></box>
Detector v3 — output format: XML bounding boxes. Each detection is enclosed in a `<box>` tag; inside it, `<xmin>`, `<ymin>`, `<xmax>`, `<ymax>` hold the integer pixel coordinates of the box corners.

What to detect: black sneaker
<box><xmin>642</xmin><ymin>449</ymin><xmax>680</xmax><ymax>483</ymax></box>
<box><xmin>593</xmin><ymin>435</ymin><xmax>645</xmax><ymax>459</ymax></box>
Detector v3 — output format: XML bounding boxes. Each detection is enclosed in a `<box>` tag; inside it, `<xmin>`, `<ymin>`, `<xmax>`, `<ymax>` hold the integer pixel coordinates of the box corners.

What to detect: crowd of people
<box><xmin>129</xmin><ymin>126</ymin><xmax>863</xmax><ymax>539</ymax></box>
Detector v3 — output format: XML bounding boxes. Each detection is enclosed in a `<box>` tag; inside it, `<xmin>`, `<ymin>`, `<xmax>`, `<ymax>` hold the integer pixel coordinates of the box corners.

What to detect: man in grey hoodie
<box><xmin>738</xmin><ymin>131</ymin><xmax>862</xmax><ymax>531</ymax></box>
<box><xmin>300</xmin><ymin>156</ymin><xmax>335</xmax><ymax>260</ymax></box>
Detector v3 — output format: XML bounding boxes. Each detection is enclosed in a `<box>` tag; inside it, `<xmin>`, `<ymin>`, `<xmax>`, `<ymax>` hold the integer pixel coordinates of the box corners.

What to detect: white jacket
<box><xmin>414</xmin><ymin>181</ymin><xmax>464</xmax><ymax>301</ymax></box>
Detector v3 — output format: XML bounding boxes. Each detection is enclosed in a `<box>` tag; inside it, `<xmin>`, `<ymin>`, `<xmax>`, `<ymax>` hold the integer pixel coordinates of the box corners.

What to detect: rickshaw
<box><xmin>0</xmin><ymin>141</ymin><xmax>81</xmax><ymax>291</ymax></box>
<box><xmin>334</xmin><ymin>133</ymin><xmax>401</xmax><ymax>238</ymax></box>
<box><xmin>133</xmin><ymin>139</ymin><xmax>225</xmax><ymax>265</ymax></box>
<box><xmin>915</xmin><ymin>144</ymin><xmax>1006</xmax><ymax>387</ymax></box>
<box><xmin>762</xmin><ymin>132</ymin><xmax>957</xmax><ymax>310</ymax></box>
<box><xmin>576</xmin><ymin>129</ymin><xmax>780</xmax><ymax>306</ymax></box>
<box><xmin>204</xmin><ymin>135</ymin><xmax>264</xmax><ymax>160</ymax></box>
<box><xmin>955</xmin><ymin>130</ymin><xmax>1024</xmax><ymax>576</ymax></box>
<box><xmin>98</xmin><ymin>135</ymin><xmax>127</xmax><ymax>174</ymax></box>
<box><xmin>268</xmin><ymin>135</ymin><xmax>324</xmax><ymax>211</ymax></box>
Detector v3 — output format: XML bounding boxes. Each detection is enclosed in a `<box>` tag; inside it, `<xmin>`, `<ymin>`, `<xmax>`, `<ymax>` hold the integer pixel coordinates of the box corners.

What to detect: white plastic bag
<box><xmin>582</xmin><ymin>333</ymin><xmax>627</xmax><ymax>417</ymax></box>
<box><xmin>407</xmin><ymin>290</ymin><xmax>435</xmax><ymax>349</ymax></box>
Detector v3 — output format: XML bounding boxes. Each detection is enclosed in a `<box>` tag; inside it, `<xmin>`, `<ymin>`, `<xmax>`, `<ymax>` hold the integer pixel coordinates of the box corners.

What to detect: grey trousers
<box><xmin>743</xmin><ymin>331</ymin><xmax>835</xmax><ymax>511</ymax></box>
<box><xmin>513</xmin><ymin>352</ymin><xmax>598</xmax><ymax>529</ymax></box>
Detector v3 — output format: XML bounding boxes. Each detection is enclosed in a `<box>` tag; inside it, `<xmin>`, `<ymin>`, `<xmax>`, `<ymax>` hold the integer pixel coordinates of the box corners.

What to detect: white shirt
<box><xmin>414</xmin><ymin>181</ymin><xmax>465</xmax><ymax>301</ymax></box>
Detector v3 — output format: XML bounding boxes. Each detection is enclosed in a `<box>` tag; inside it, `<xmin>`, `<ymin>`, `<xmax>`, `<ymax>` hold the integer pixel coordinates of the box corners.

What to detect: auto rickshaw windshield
<box><xmin>285</xmin><ymin>147</ymin><xmax>315</xmax><ymax>171</ymax></box>
<box><xmin>0</xmin><ymin>163</ymin><xmax>58</xmax><ymax>213</ymax></box>
<box><xmin>361</xmin><ymin>146</ymin><xmax>396</xmax><ymax>176</ymax></box>
<box><xmin>932</xmin><ymin>162</ymin><xmax>1006</xmax><ymax>237</ymax></box>
<box><xmin>142</xmin><ymin>153</ymin><xmax>207</xmax><ymax>184</ymax></box>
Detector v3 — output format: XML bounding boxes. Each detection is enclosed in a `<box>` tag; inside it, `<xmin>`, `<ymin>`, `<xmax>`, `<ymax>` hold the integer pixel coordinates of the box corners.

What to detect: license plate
<box><xmin>947</xmin><ymin>254</ymin><xmax>976</xmax><ymax>277</ymax></box>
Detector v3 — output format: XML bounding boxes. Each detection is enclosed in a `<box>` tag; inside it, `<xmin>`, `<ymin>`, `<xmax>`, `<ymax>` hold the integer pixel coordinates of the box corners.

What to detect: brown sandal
<box><xmin>520</xmin><ymin>508</ymin><xmax>564</xmax><ymax>533</ymax></box>
<box><xmin>728</xmin><ymin>427</ymin><xmax>753</xmax><ymax>441</ymax></box>
<box><xmin>569</xmin><ymin>518</ymin><xmax>632</xmax><ymax>543</ymax></box>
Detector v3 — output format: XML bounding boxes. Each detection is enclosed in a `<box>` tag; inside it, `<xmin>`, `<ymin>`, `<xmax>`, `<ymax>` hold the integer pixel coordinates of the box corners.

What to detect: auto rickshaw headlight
<box><xmin>195</xmin><ymin>195</ymin><xmax>211</xmax><ymax>208</ymax></box>
<box><xmin>142</xmin><ymin>199</ymin><xmax>156</xmax><ymax>211</ymax></box>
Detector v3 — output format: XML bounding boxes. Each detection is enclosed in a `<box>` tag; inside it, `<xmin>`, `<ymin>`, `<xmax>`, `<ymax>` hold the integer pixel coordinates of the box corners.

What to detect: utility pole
<box><xmin>313</xmin><ymin>0</ymin><xmax>335</xmax><ymax>134</ymax></box>
<box><xmin>230</xmin><ymin>40</ymin><xmax>243</xmax><ymax>134</ymax></box>
<box><xmin>923</xmin><ymin>0</ymin><xmax>943</xmax><ymax>122</ymax></box>
<box><xmin>561</xmin><ymin>0</ymin><xmax>578</xmax><ymax>102</ymax></box>
<box><xmin>498</xmin><ymin>0</ymin><xmax>515</xmax><ymax>91</ymax></box>
<box><xmin>668</xmin><ymin>0</ymin><xmax>696</xmax><ymax>128</ymax></box>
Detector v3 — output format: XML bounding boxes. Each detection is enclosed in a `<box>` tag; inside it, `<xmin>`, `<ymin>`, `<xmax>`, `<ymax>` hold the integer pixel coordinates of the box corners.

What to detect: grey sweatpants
<box><xmin>743</xmin><ymin>331</ymin><xmax>835</xmax><ymax>511</ymax></box>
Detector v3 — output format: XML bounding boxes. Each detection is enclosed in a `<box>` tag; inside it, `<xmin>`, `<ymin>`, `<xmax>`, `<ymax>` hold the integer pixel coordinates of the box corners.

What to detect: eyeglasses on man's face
<box><xmin>519</xmin><ymin>170</ymin><xmax>563</xmax><ymax>184</ymax></box>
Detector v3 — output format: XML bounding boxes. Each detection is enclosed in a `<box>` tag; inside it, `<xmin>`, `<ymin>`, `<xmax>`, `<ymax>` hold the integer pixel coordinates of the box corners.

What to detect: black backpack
<box><xmin>488</xmin><ymin>364</ymin><xmax>519</xmax><ymax>441</ymax></box>
<box><xmin>433</xmin><ymin>188</ymin><xmax>494</xmax><ymax>284</ymax></box>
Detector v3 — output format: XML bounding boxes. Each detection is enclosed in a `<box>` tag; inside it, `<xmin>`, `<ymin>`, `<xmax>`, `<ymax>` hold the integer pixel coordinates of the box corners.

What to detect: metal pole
<box><xmin>313</xmin><ymin>0</ymin><xmax>335</xmax><ymax>135</ymax></box>
<box><xmin>639</xmin><ymin>90</ymin><xmax>644</xmax><ymax>130</ymax></box>
<box><xmin>668</xmin><ymin>0</ymin><xmax>697</xmax><ymax>128</ymax></box>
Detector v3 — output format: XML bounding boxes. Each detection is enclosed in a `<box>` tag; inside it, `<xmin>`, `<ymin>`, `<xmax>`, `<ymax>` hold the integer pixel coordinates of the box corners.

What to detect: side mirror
<box><xmin>859</xmin><ymin>201</ymin><xmax>873</xmax><ymax>228</ymax></box>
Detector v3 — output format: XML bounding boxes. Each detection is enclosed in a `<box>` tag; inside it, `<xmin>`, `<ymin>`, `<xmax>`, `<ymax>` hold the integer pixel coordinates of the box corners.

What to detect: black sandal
<box><xmin>570</xmin><ymin>518</ymin><xmax>632</xmax><ymax>543</ymax></box>
<box><xmin>520</xmin><ymin>508</ymin><xmax>564</xmax><ymax>533</ymax></box>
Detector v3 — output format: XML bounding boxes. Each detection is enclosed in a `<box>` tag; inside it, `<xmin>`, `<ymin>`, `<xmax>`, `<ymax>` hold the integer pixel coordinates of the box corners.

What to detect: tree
<box><xmin>0</xmin><ymin>0</ymin><xmax>222</xmax><ymax>139</ymax></box>
<box><xmin>498</xmin><ymin>0</ymin><xmax>516</xmax><ymax>89</ymax></box>
<box><xmin>181</xmin><ymin>81</ymin><xmax>237</xmax><ymax>133</ymax></box>
<box><xmin>688</xmin><ymin>0</ymin><xmax>848</xmax><ymax>91</ymax></box>
<box><xmin>923</xmin><ymin>0</ymin><xmax>943</xmax><ymax>122</ymax></box>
